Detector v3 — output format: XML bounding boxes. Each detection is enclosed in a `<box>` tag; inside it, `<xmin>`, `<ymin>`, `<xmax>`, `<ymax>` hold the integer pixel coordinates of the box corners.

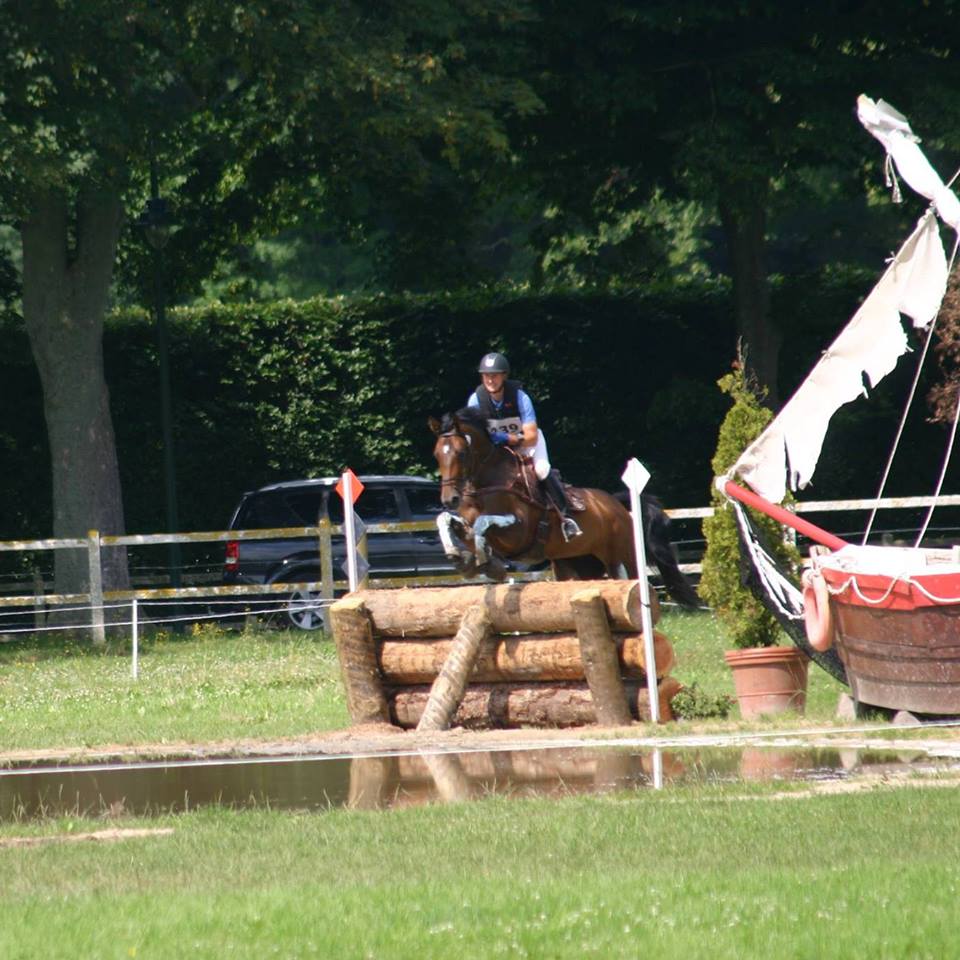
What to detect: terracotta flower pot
<box><xmin>724</xmin><ymin>646</ymin><xmax>808</xmax><ymax>719</ymax></box>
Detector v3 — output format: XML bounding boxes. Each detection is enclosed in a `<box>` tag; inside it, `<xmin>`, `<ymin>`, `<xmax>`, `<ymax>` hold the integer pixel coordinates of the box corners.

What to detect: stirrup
<box><xmin>561</xmin><ymin>517</ymin><xmax>583</xmax><ymax>541</ymax></box>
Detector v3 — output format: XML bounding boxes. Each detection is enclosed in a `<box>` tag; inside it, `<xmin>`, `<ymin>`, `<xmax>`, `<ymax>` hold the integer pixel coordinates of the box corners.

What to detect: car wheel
<box><xmin>285</xmin><ymin>586</ymin><xmax>327</xmax><ymax>632</ymax></box>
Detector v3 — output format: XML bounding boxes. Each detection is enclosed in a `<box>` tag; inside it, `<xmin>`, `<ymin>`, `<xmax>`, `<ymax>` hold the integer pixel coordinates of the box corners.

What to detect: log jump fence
<box><xmin>329</xmin><ymin>579</ymin><xmax>682</xmax><ymax>731</ymax></box>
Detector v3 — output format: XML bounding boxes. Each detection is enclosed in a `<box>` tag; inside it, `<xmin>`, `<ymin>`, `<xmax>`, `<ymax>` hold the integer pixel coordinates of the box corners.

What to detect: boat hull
<box><xmin>822</xmin><ymin>563</ymin><xmax>960</xmax><ymax>714</ymax></box>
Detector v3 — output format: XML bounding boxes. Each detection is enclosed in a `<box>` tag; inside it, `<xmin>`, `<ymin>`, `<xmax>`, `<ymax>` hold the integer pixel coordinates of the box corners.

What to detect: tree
<box><xmin>508</xmin><ymin>1</ymin><xmax>960</xmax><ymax>402</ymax></box>
<box><xmin>0</xmin><ymin>0</ymin><xmax>538</xmax><ymax>594</ymax></box>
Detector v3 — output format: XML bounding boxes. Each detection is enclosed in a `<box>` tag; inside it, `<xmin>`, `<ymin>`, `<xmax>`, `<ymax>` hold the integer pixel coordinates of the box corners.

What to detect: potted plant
<box><xmin>699</xmin><ymin>352</ymin><xmax>808</xmax><ymax>719</ymax></box>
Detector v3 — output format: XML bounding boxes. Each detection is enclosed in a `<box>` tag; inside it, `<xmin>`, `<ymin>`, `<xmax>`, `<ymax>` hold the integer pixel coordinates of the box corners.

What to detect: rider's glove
<box><xmin>491</xmin><ymin>430</ymin><xmax>510</xmax><ymax>446</ymax></box>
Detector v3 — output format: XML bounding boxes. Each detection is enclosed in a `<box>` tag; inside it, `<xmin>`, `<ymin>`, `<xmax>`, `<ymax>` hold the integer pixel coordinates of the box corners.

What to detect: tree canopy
<box><xmin>0</xmin><ymin>0</ymin><xmax>539</xmax><ymax>591</ymax></box>
<box><xmin>5</xmin><ymin>0</ymin><xmax>960</xmax><ymax>599</ymax></box>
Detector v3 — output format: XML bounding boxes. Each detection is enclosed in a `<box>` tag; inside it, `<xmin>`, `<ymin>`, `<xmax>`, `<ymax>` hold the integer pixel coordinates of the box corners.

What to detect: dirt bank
<box><xmin>5</xmin><ymin>718</ymin><xmax>960</xmax><ymax>769</ymax></box>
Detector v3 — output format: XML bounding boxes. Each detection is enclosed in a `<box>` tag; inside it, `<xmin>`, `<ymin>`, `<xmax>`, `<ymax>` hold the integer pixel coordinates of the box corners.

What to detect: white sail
<box><xmin>729</xmin><ymin>214</ymin><xmax>947</xmax><ymax>503</ymax></box>
<box><xmin>858</xmin><ymin>95</ymin><xmax>960</xmax><ymax>232</ymax></box>
<box><xmin>725</xmin><ymin>96</ymin><xmax>960</xmax><ymax>505</ymax></box>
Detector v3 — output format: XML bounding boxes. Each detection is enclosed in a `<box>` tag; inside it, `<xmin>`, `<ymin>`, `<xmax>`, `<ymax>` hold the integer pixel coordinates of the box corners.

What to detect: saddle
<box><xmin>565</xmin><ymin>485</ymin><xmax>587</xmax><ymax>513</ymax></box>
<box><xmin>516</xmin><ymin>457</ymin><xmax>587</xmax><ymax>512</ymax></box>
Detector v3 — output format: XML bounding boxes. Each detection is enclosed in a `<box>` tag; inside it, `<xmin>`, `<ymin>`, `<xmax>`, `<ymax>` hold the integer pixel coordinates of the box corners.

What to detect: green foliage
<box><xmin>699</xmin><ymin>360</ymin><xmax>799</xmax><ymax>648</ymax></box>
<box><xmin>96</xmin><ymin>283</ymin><xmax>734</xmax><ymax>535</ymax></box>
<box><xmin>669</xmin><ymin>683</ymin><xmax>735</xmax><ymax>721</ymax></box>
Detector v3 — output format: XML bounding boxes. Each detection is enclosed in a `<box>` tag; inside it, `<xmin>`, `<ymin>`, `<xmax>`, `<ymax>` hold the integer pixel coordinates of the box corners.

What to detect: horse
<box><xmin>428</xmin><ymin>408</ymin><xmax>699</xmax><ymax>607</ymax></box>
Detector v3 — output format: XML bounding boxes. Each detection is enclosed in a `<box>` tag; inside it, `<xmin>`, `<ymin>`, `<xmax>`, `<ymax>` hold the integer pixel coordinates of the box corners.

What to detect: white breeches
<box><xmin>521</xmin><ymin>430</ymin><xmax>551</xmax><ymax>480</ymax></box>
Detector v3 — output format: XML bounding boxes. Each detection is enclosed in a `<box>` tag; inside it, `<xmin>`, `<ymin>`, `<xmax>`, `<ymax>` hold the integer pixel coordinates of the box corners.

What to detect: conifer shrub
<box><xmin>698</xmin><ymin>357</ymin><xmax>799</xmax><ymax>648</ymax></box>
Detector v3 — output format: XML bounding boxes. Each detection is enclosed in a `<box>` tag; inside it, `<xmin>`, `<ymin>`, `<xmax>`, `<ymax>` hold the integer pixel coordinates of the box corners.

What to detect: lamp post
<box><xmin>137</xmin><ymin>161</ymin><xmax>182</xmax><ymax>596</ymax></box>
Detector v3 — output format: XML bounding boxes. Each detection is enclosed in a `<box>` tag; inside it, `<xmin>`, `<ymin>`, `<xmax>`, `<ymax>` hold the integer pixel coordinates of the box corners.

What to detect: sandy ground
<box><xmin>5</xmin><ymin>717</ymin><xmax>960</xmax><ymax>769</ymax></box>
<box><xmin>0</xmin><ymin>722</ymin><xmax>647</xmax><ymax>768</ymax></box>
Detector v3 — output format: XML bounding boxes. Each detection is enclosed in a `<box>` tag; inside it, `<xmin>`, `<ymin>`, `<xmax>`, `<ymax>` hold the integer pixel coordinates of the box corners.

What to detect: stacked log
<box><xmin>329</xmin><ymin>579</ymin><xmax>681</xmax><ymax>731</ymax></box>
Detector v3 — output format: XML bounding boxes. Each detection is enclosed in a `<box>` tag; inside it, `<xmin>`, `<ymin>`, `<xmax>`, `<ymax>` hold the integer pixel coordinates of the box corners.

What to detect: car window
<box><xmin>405</xmin><ymin>485</ymin><xmax>444</xmax><ymax>518</ymax></box>
<box><xmin>284</xmin><ymin>490</ymin><xmax>326</xmax><ymax>525</ymax></box>
<box><xmin>233</xmin><ymin>492</ymin><xmax>301</xmax><ymax>529</ymax></box>
<box><xmin>327</xmin><ymin>487</ymin><xmax>400</xmax><ymax>523</ymax></box>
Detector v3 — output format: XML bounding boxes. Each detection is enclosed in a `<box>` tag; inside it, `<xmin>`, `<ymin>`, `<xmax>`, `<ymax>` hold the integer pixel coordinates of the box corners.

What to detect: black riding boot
<box><xmin>543</xmin><ymin>469</ymin><xmax>582</xmax><ymax>541</ymax></box>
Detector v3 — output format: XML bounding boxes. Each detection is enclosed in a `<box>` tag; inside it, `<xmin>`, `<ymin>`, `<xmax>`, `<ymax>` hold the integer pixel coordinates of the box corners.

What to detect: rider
<box><xmin>467</xmin><ymin>351</ymin><xmax>582</xmax><ymax>541</ymax></box>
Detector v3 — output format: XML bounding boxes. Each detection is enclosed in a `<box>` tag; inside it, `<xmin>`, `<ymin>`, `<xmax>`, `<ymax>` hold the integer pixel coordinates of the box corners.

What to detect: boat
<box><xmin>717</xmin><ymin>95</ymin><xmax>960</xmax><ymax>715</ymax></box>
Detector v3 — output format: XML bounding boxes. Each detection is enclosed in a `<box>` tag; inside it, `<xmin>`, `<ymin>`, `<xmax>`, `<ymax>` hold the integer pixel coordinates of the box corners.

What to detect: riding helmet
<box><xmin>478</xmin><ymin>351</ymin><xmax>510</xmax><ymax>375</ymax></box>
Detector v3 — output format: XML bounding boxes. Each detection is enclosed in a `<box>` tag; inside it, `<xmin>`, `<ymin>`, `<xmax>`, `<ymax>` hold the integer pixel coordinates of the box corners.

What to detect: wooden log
<box><xmin>571</xmin><ymin>588</ymin><xmax>632</xmax><ymax>726</ymax></box>
<box><xmin>329</xmin><ymin>597</ymin><xmax>390</xmax><ymax>725</ymax></box>
<box><xmin>377</xmin><ymin>630</ymin><xmax>675</xmax><ymax>684</ymax></box>
<box><xmin>417</xmin><ymin>605</ymin><xmax>492</xmax><ymax>732</ymax></box>
<box><xmin>350</xmin><ymin>579</ymin><xmax>659</xmax><ymax>637</ymax></box>
<box><xmin>389</xmin><ymin>676</ymin><xmax>682</xmax><ymax>729</ymax></box>
<box><xmin>655</xmin><ymin>676</ymin><xmax>683</xmax><ymax>723</ymax></box>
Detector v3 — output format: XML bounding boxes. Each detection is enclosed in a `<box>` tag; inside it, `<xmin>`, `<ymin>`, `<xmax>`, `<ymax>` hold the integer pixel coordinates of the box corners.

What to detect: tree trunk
<box><xmin>417</xmin><ymin>604</ymin><xmax>492</xmax><ymax>732</ymax></box>
<box><xmin>376</xmin><ymin>630</ymin><xmax>675</xmax><ymax>684</ymax></box>
<box><xmin>349</xmin><ymin>579</ymin><xmax>656</xmax><ymax>637</ymax></box>
<box><xmin>20</xmin><ymin>188</ymin><xmax>129</xmax><ymax>595</ymax></box>
<box><xmin>329</xmin><ymin>597</ymin><xmax>391</xmax><ymax>726</ymax></box>
<box><xmin>571</xmin><ymin>588</ymin><xmax>632</xmax><ymax>726</ymax></box>
<box><xmin>388</xmin><ymin>677</ymin><xmax>682</xmax><ymax>729</ymax></box>
<box><xmin>718</xmin><ymin>186</ymin><xmax>781</xmax><ymax>405</ymax></box>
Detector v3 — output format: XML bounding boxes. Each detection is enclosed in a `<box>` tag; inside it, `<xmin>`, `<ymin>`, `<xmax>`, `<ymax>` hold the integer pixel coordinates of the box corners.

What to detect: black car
<box><xmin>222</xmin><ymin>475</ymin><xmax>453</xmax><ymax>629</ymax></box>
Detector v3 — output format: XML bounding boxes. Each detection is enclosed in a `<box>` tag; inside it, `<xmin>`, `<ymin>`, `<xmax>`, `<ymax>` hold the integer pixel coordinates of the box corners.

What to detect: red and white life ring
<box><xmin>801</xmin><ymin>568</ymin><xmax>834</xmax><ymax>652</ymax></box>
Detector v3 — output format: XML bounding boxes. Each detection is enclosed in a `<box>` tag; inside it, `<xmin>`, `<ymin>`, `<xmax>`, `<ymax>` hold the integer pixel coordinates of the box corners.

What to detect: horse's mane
<box><xmin>440</xmin><ymin>407</ymin><xmax>488</xmax><ymax>435</ymax></box>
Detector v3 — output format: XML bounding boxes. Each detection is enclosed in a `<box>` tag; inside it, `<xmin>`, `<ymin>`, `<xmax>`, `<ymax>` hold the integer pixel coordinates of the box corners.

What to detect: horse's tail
<box><xmin>615</xmin><ymin>491</ymin><xmax>700</xmax><ymax>609</ymax></box>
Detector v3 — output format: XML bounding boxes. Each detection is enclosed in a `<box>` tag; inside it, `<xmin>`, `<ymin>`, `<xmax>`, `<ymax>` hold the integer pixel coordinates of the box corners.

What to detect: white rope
<box><xmin>914</xmin><ymin>235</ymin><xmax>960</xmax><ymax>547</ymax></box>
<box><xmin>863</xmin><ymin>303</ymin><xmax>938</xmax><ymax>544</ymax></box>
<box><xmin>863</xmin><ymin>227</ymin><xmax>960</xmax><ymax>545</ymax></box>
<box><xmin>884</xmin><ymin>152</ymin><xmax>903</xmax><ymax>203</ymax></box>
<box><xmin>0</xmin><ymin>594</ymin><xmax>332</xmax><ymax>617</ymax></box>
<box><xmin>0</xmin><ymin>600</ymin><xmax>132</xmax><ymax>619</ymax></box>
<box><xmin>916</xmin><ymin>383</ymin><xmax>960</xmax><ymax>547</ymax></box>
<box><xmin>825</xmin><ymin>570</ymin><xmax>960</xmax><ymax>606</ymax></box>
<box><xmin>731</xmin><ymin>501</ymin><xmax>804</xmax><ymax>622</ymax></box>
<box><xmin>0</xmin><ymin>599</ymin><xmax>332</xmax><ymax>637</ymax></box>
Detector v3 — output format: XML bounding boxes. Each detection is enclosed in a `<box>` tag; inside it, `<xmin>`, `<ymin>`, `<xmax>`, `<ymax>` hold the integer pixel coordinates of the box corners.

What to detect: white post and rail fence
<box><xmin>2</xmin><ymin>493</ymin><xmax>959</xmax><ymax>645</ymax></box>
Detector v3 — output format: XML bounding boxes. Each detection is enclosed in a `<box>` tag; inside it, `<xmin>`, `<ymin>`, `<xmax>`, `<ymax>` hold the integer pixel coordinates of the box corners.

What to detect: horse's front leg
<box><xmin>472</xmin><ymin>514</ymin><xmax>517</xmax><ymax>578</ymax></box>
<box><xmin>437</xmin><ymin>511</ymin><xmax>479</xmax><ymax>575</ymax></box>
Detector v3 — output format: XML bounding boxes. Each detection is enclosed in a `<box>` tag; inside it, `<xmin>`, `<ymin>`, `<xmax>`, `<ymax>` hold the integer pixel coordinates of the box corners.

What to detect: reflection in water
<box><xmin>1</xmin><ymin>744</ymin><xmax>958</xmax><ymax>821</ymax></box>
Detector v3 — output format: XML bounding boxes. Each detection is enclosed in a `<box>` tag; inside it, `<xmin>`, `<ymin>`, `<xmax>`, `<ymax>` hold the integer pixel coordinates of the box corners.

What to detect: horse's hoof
<box><xmin>482</xmin><ymin>557</ymin><xmax>508</xmax><ymax>582</ymax></box>
<box><xmin>454</xmin><ymin>554</ymin><xmax>479</xmax><ymax>578</ymax></box>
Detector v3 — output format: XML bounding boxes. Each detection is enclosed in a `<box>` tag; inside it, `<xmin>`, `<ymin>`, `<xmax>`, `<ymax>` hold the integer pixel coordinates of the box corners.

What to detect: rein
<box><xmin>439</xmin><ymin>429</ymin><xmax>545</xmax><ymax>511</ymax></box>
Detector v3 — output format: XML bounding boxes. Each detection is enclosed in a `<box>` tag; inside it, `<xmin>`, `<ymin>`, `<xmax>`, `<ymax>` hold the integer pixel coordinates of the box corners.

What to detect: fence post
<box><xmin>319</xmin><ymin>517</ymin><xmax>334</xmax><ymax>601</ymax></box>
<box><xmin>32</xmin><ymin>568</ymin><xmax>46</xmax><ymax>631</ymax></box>
<box><xmin>358</xmin><ymin>524</ymin><xmax>369</xmax><ymax>590</ymax></box>
<box><xmin>131</xmin><ymin>597</ymin><xmax>139</xmax><ymax>679</ymax></box>
<box><xmin>87</xmin><ymin>529</ymin><xmax>106</xmax><ymax>647</ymax></box>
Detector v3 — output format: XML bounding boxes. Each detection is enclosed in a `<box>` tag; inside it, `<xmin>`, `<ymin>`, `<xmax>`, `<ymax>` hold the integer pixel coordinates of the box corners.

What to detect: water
<box><xmin>2</xmin><ymin>741</ymin><xmax>957</xmax><ymax>820</ymax></box>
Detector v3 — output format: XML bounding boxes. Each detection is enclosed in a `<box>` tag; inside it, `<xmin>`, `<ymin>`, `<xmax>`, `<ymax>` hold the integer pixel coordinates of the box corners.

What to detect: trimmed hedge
<box><xmin>101</xmin><ymin>285</ymin><xmax>735</xmax><ymax>535</ymax></box>
<box><xmin>5</xmin><ymin>270</ymin><xmax>933</xmax><ymax>540</ymax></box>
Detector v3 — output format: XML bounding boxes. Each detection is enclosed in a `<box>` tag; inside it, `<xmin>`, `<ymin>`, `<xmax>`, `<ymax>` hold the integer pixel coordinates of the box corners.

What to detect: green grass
<box><xmin>0</xmin><ymin>625</ymin><xmax>348</xmax><ymax>752</ymax></box>
<box><xmin>0</xmin><ymin>613</ymin><xmax>948</xmax><ymax>959</ymax></box>
<box><xmin>2</xmin><ymin>784</ymin><xmax>960</xmax><ymax>958</ymax></box>
<box><xmin>0</xmin><ymin>609</ymin><xmax>849</xmax><ymax>755</ymax></box>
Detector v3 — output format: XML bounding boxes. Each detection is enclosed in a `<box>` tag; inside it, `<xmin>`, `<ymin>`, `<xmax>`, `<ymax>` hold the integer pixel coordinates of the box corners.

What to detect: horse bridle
<box><xmin>438</xmin><ymin>427</ymin><xmax>477</xmax><ymax>498</ymax></box>
<box><xmin>438</xmin><ymin>425</ymin><xmax>507</xmax><ymax>498</ymax></box>
<box><xmin>438</xmin><ymin>426</ymin><xmax>538</xmax><ymax>504</ymax></box>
